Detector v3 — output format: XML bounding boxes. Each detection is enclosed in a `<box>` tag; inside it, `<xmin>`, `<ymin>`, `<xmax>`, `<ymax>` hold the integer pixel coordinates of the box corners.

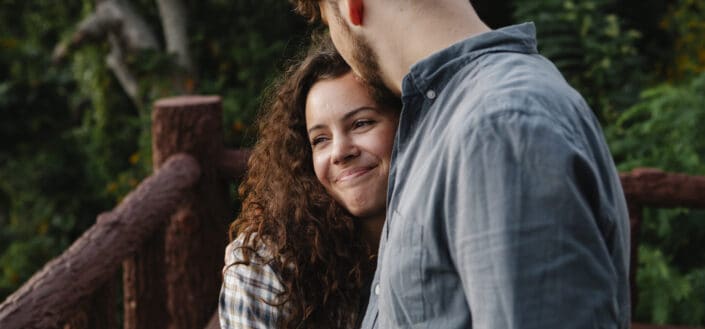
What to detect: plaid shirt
<box><xmin>219</xmin><ymin>237</ymin><xmax>290</xmax><ymax>329</ymax></box>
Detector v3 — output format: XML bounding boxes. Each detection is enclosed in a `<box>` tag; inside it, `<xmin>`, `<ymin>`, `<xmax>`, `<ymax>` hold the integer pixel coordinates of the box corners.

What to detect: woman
<box><xmin>219</xmin><ymin>36</ymin><xmax>400</xmax><ymax>328</ymax></box>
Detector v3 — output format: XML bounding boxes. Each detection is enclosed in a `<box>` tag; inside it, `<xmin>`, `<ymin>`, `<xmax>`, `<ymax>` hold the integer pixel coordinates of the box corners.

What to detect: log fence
<box><xmin>0</xmin><ymin>96</ymin><xmax>702</xmax><ymax>328</ymax></box>
<box><xmin>622</xmin><ymin>168</ymin><xmax>705</xmax><ymax>329</ymax></box>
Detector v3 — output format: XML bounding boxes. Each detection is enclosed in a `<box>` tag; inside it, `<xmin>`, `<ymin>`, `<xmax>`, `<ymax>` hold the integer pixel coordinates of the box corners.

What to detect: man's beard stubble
<box><xmin>341</xmin><ymin>23</ymin><xmax>402</xmax><ymax>110</ymax></box>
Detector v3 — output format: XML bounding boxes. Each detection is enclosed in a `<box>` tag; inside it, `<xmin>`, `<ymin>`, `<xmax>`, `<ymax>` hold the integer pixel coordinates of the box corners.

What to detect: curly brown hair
<box><xmin>289</xmin><ymin>0</ymin><xmax>325</xmax><ymax>22</ymax></box>
<box><xmin>229</xmin><ymin>35</ymin><xmax>376</xmax><ymax>328</ymax></box>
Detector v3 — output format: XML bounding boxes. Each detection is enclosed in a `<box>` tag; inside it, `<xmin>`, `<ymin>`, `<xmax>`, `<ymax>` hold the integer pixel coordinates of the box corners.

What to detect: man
<box><xmin>290</xmin><ymin>1</ymin><xmax>631</xmax><ymax>328</ymax></box>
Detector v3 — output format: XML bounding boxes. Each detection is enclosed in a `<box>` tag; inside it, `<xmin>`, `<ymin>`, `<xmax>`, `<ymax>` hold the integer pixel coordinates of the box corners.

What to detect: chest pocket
<box><xmin>379</xmin><ymin>209</ymin><xmax>425</xmax><ymax>325</ymax></box>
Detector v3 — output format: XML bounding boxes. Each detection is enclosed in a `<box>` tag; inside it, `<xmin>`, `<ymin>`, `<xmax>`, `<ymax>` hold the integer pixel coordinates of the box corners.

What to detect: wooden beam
<box><xmin>620</xmin><ymin>168</ymin><xmax>705</xmax><ymax>208</ymax></box>
<box><xmin>218</xmin><ymin>148</ymin><xmax>250</xmax><ymax>181</ymax></box>
<box><xmin>0</xmin><ymin>154</ymin><xmax>200</xmax><ymax>329</ymax></box>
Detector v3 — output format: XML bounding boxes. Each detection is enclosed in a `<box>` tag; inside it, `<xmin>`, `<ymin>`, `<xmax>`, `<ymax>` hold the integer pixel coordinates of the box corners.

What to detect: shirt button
<box><xmin>374</xmin><ymin>283</ymin><xmax>380</xmax><ymax>296</ymax></box>
<box><xmin>426</xmin><ymin>89</ymin><xmax>437</xmax><ymax>99</ymax></box>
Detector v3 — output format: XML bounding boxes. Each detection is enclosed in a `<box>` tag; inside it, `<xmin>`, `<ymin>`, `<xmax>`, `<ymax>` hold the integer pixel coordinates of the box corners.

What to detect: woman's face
<box><xmin>305</xmin><ymin>72</ymin><xmax>398</xmax><ymax>220</ymax></box>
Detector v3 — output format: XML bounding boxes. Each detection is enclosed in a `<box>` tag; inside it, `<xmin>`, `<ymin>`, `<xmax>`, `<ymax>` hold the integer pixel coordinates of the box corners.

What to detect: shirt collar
<box><xmin>401</xmin><ymin>22</ymin><xmax>539</xmax><ymax>99</ymax></box>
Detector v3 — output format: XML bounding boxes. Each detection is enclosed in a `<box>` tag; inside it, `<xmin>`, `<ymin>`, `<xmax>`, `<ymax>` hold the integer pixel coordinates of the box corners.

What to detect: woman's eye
<box><xmin>353</xmin><ymin>119</ymin><xmax>374</xmax><ymax>129</ymax></box>
<box><xmin>311</xmin><ymin>136</ymin><xmax>328</xmax><ymax>146</ymax></box>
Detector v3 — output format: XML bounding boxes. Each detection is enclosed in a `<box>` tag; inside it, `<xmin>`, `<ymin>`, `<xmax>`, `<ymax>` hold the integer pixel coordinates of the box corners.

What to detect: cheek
<box><xmin>311</xmin><ymin>152</ymin><xmax>331</xmax><ymax>187</ymax></box>
<box><xmin>375</xmin><ymin>126</ymin><xmax>397</xmax><ymax>161</ymax></box>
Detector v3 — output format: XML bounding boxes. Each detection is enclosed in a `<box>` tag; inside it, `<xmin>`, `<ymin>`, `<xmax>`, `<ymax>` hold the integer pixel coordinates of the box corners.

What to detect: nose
<box><xmin>331</xmin><ymin>136</ymin><xmax>359</xmax><ymax>164</ymax></box>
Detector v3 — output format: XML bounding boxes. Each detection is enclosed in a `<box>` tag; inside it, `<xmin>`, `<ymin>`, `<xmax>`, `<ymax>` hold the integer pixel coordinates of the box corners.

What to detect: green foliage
<box><xmin>0</xmin><ymin>0</ymin><xmax>309</xmax><ymax>301</ymax></box>
<box><xmin>607</xmin><ymin>74</ymin><xmax>705</xmax><ymax>325</ymax></box>
<box><xmin>513</xmin><ymin>0</ymin><xmax>647</xmax><ymax>119</ymax></box>
<box><xmin>636</xmin><ymin>215</ymin><xmax>705</xmax><ymax>325</ymax></box>
<box><xmin>191</xmin><ymin>0</ymin><xmax>310</xmax><ymax>146</ymax></box>
<box><xmin>659</xmin><ymin>0</ymin><xmax>705</xmax><ymax>80</ymax></box>
<box><xmin>0</xmin><ymin>0</ymin><xmax>101</xmax><ymax>298</ymax></box>
<box><xmin>608</xmin><ymin>73</ymin><xmax>705</xmax><ymax>174</ymax></box>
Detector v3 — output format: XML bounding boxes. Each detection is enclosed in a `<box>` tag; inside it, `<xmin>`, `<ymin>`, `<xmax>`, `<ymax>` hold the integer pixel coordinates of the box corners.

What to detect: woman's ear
<box><xmin>348</xmin><ymin>0</ymin><xmax>364</xmax><ymax>26</ymax></box>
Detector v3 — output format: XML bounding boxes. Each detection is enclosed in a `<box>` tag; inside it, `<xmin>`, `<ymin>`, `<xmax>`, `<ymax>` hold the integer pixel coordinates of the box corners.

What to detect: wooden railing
<box><xmin>621</xmin><ymin>168</ymin><xmax>705</xmax><ymax>329</ymax></box>
<box><xmin>0</xmin><ymin>95</ymin><xmax>702</xmax><ymax>328</ymax></box>
<box><xmin>0</xmin><ymin>96</ymin><xmax>248</xmax><ymax>329</ymax></box>
<box><xmin>0</xmin><ymin>154</ymin><xmax>200</xmax><ymax>328</ymax></box>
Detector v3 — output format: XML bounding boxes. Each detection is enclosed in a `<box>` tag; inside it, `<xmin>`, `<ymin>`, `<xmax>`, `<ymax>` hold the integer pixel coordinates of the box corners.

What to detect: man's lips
<box><xmin>335</xmin><ymin>166</ymin><xmax>374</xmax><ymax>183</ymax></box>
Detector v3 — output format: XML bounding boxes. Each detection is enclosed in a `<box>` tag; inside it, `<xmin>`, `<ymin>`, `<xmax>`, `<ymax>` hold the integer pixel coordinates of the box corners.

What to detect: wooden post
<box><xmin>123</xmin><ymin>96</ymin><xmax>231</xmax><ymax>329</ymax></box>
<box><xmin>627</xmin><ymin>201</ymin><xmax>643</xmax><ymax>316</ymax></box>
<box><xmin>123</xmin><ymin>234</ymin><xmax>167</xmax><ymax>329</ymax></box>
<box><xmin>204</xmin><ymin>312</ymin><xmax>221</xmax><ymax>329</ymax></box>
<box><xmin>63</xmin><ymin>277</ymin><xmax>117</xmax><ymax>329</ymax></box>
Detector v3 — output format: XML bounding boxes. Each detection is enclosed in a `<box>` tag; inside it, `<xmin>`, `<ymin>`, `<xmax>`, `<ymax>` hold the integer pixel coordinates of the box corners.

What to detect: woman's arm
<box><xmin>219</xmin><ymin>240</ymin><xmax>288</xmax><ymax>329</ymax></box>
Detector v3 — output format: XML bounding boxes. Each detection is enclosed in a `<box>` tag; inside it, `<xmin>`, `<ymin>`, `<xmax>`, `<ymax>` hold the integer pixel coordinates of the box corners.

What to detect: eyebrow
<box><xmin>307</xmin><ymin>106</ymin><xmax>376</xmax><ymax>134</ymax></box>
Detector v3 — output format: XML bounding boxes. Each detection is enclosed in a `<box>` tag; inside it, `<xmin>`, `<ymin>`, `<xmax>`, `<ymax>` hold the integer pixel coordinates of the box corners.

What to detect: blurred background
<box><xmin>0</xmin><ymin>0</ymin><xmax>703</xmax><ymax>325</ymax></box>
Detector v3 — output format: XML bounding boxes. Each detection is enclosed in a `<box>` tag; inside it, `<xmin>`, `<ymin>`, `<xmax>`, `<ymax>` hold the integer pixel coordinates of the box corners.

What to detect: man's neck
<box><xmin>372</xmin><ymin>2</ymin><xmax>491</xmax><ymax>94</ymax></box>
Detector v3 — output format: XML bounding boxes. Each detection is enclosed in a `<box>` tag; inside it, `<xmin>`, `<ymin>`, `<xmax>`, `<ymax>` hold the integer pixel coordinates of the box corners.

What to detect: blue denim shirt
<box><xmin>360</xmin><ymin>23</ymin><xmax>630</xmax><ymax>329</ymax></box>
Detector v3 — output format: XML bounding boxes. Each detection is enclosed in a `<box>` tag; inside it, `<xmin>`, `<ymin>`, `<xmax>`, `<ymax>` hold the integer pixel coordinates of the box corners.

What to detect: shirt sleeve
<box><xmin>448</xmin><ymin>110</ymin><xmax>624</xmax><ymax>328</ymax></box>
<box><xmin>219</xmin><ymin>239</ymin><xmax>288</xmax><ymax>329</ymax></box>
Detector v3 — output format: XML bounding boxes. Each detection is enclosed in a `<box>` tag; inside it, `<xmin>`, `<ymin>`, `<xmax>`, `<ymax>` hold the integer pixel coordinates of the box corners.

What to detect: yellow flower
<box><xmin>129</xmin><ymin>152</ymin><xmax>140</xmax><ymax>165</ymax></box>
<box><xmin>37</xmin><ymin>222</ymin><xmax>49</xmax><ymax>235</ymax></box>
<box><xmin>232</xmin><ymin>121</ymin><xmax>245</xmax><ymax>132</ymax></box>
<box><xmin>0</xmin><ymin>37</ymin><xmax>18</xmax><ymax>49</ymax></box>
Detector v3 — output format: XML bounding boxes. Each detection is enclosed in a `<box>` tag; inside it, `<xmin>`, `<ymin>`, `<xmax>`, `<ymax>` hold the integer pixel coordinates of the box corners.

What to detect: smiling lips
<box><xmin>335</xmin><ymin>166</ymin><xmax>376</xmax><ymax>184</ymax></box>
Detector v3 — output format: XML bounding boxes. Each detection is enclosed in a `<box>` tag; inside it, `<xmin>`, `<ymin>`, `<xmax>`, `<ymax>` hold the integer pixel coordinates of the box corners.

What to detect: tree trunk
<box><xmin>156</xmin><ymin>0</ymin><xmax>193</xmax><ymax>72</ymax></box>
